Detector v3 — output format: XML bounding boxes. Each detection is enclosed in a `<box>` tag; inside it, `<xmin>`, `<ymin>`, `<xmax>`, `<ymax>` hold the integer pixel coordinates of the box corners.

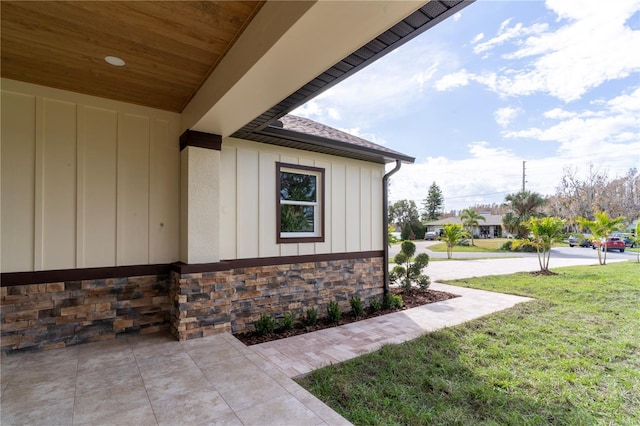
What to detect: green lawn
<box><xmin>429</xmin><ymin>238</ymin><xmax>509</xmax><ymax>252</ymax></box>
<box><xmin>297</xmin><ymin>261</ymin><xmax>640</xmax><ymax>425</ymax></box>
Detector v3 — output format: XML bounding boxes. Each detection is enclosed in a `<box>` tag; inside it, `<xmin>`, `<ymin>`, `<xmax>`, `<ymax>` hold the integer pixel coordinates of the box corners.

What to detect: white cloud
<box><xmin>453</xmin><ymin>12</ymin><xmax>462</xmax><ymax>22</ymax></box>
<box><xmin>543</xmin><ymin>108</ymin><xmax>576</xmax><ymax>119</ymax></box>
<box><xmin>473</xmin><ymin>21</ymin><xmax>548</xmax><ymax>54</ymax></box>
<box><xmin>434</xmin><ymin>70</ymin><xmax>471</xmax><ymax>91</ymax></box>
<box><xmin>504</xmin><ymin>86</ymin><xmax>640</xmax><ymax>162</ymax></box>
<box><xmin>494</xmin><ymin>106</ymin><xmax>522</xmax><ymax>127</ymax></box>
<box><xmin>292</xmin><ymin>44</ymin><xmax>459</xmax><ymax>127</ymax></box>
<box><xmin>437</xmin><ymin>0</ymin><xmax>640</xmax><ymax>102</ymax></box>
<box><xmin>471</xmin><ymin>33</ymin><xmax>484</xmax><ymax>44</ymax></box>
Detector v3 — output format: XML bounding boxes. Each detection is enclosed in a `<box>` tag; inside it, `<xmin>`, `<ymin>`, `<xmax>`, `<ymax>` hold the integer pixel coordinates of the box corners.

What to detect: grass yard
<box><xmin>297</xmin><ymin>261</ymin><xmax>640</xmax><ymax>425</ymax></box>
<box><xmin>429</xmin><ymin>238</ymin><xmax>509</xmax><ymax>252</ymax></box>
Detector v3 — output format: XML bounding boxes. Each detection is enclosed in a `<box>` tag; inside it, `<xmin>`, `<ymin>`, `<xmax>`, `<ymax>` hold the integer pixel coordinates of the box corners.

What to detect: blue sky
<box><xmin>294</xmin><ymin>0</ymin><xmax>640</xmax><ymax>212</ymax></box>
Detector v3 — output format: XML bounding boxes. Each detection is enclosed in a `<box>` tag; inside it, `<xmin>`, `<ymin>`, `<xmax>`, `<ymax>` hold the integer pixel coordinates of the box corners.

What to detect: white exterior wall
<box><xmin>1</xmin><ymin>79</ymin><xmax>180</xmax><ymax>273</ymax></box>
<box><xmin>220</xmin><ymin>137</ymin><xmax>384</xmax><ymax>260</ymax></box>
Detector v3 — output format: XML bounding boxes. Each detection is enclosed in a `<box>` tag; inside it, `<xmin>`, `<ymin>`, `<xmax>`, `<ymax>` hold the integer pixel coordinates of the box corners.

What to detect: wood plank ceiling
<box><xmin>0</xmin><ymin>1</ymin><xmax>264</xmax><ymax>112</ymax></box>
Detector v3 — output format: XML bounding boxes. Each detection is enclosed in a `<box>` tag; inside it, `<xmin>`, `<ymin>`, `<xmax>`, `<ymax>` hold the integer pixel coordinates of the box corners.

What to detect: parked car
<box><xmin>424</xmin><ymin>231</ymin><xmax>438</xmax><ymax>241</ymax></box>
<box><xmin>592</xmin><ymin>237</ymin><xmax>625</xmax><ymax>252</ymax></box>
<box><xmin>579</xmin><ymin>237</ymin><xmax>593</xmax><ymax>248</ymax></box>
<box><xmin>569</xmin><ymin>234</ymin><xmax>592</xmax><ymax>247</ymax></box>
<box><xmin>622</xmin><ymin>236</ymin><xmax>636</xmax><ymax>248</ymax></box>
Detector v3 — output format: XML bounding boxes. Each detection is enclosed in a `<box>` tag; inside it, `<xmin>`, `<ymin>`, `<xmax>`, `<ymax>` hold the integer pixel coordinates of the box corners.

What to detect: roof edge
<box><xmin>258</xmin><ymin>125</ymin><xmax>415</xmax><ymax>164</ymax></box>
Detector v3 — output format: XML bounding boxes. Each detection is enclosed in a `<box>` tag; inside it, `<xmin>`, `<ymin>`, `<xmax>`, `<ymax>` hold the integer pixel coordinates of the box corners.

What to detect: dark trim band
<box><xmin>1</xmin><ymin>264</ymin><xmax>171</xmax><ymax>287</ymax></box>
<box><xmin>172</xmin><ymin>250</ymin><xmax>383</xmax><ymax>275</ymax></box>
<box><xmin>179</xmin><ymin>130</ymin><xmax>222</xmax><ymax>151</ymax></box>
<box><xmin>0</xmin><ymin>251</ymin><xmax>384</xmax><ymax>286</ymax></box>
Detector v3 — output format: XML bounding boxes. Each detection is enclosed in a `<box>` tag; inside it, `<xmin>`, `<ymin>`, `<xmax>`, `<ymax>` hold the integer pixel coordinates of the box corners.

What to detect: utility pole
<box><xmin>522</xmin><ymin>161</ymin><xmax>526</xmax><ymax>192</ymax></box>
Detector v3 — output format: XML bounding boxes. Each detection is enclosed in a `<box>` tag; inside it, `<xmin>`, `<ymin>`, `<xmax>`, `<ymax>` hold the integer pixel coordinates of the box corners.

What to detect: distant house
<box><xmin>0</xmin><ymin>1</ymin><xmax>471</xmax><ymax>352</ymax></box>
<box><xmin>425</xmin><ymin>214</ymin><xmax>505</xmax><ymax>238</ymax></box>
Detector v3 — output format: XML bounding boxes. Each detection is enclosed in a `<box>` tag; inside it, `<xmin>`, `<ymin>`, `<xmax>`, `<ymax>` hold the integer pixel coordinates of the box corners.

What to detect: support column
<box><xmin>179</xmin><ymin>130</ymin><xmax>222</xmax><ymax>264</ymax></box>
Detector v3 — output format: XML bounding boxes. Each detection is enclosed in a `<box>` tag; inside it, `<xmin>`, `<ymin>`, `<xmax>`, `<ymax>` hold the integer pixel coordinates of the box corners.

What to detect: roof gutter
<box><xmin>383</xmin><ymin>159</ymin><xmax>402</xmax><ymax>295</ymax></box>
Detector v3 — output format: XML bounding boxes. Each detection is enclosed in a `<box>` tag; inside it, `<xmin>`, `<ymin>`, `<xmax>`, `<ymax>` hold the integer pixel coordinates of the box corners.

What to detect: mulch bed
<box><xmin>233</xmin><ymin>288</ymin><xmax>459</xmax><ymax>346</ymax></box>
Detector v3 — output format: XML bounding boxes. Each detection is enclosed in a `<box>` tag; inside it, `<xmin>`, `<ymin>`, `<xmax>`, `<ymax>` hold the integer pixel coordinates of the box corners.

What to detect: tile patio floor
<box><xmin>5</xmin><ymin>255</ymin><xmax>583</xmax><ymax>425</ymax></box>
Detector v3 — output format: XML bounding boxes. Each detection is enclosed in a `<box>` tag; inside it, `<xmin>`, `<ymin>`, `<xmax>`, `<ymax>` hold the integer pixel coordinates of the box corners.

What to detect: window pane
<box><xmin>281</xmin><ymin>205</ymin><xmax>315</xmax><ymax>233</ymax></box>
<box><xmin>280</xmin><ymin>172</ymin><xmax>316</xmax><ymax>202</ymax></box>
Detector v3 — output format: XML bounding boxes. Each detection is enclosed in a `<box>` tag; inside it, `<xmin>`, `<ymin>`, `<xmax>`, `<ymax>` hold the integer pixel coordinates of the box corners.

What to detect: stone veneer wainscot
<box><xmin>170</xmin><ymin>255</ymin><xmax>384</xmax><ymax>340</ymax></box>
<box><xmin>1</xmin><ymin>275</ymin><xmax>170</xmax><ymax>352</ymax></box>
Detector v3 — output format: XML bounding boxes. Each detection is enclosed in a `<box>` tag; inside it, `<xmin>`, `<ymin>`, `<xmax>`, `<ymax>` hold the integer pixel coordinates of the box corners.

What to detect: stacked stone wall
<box><xmin>1</xmin><ymin>255</ymin><xmax>384</xmax><ymax>351</ymax></box>
<box><xmin>171</xmin><ymin>256</ymin><xmax>384</xmax><ymax>340</ymax></box>
<box><xmin>1</xmin><ymin>275</ymin><xmax>170</xmax><ymax>352</ymax></box>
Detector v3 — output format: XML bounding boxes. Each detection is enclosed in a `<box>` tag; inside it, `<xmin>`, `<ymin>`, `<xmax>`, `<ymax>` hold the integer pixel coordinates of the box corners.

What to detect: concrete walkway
<box><xmin>252</xmin><ymin>283</ymin><xmax>532</xmax><ymax>378</ymax></box>
<box><xmin>2</xmin><ymin>256</ymin><xmax>609</xmax><ymax>425</ymax></box>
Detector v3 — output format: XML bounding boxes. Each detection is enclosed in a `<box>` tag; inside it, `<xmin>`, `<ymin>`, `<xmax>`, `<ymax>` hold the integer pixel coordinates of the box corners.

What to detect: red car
<box><xmin>592</xmin><ymin>237</ymin><xmax>626</xmax><ymax>252</ymax></box>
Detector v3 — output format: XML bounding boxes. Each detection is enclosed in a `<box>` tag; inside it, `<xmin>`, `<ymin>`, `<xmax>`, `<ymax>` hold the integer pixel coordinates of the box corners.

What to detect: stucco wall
<box><xmin>220</xmin><ymin>137</ymin><xmax>384</xmax><ymax>260</ymax></box>
<box><xmin>1</xmin><ymin>79</ymin><xmax>181</xmax><ymax>273</ymax></box>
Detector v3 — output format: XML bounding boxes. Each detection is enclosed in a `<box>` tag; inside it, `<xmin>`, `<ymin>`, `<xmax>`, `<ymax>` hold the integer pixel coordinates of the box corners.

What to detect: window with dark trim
<box><xmin>276</xmin><ymin>162</ymin><xmax>325</xmax><ymax>243</ymax></box>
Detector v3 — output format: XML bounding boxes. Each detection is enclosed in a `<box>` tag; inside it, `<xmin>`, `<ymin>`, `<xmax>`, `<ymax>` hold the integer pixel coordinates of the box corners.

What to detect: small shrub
<box><xmin>302</xmin><ymin>307</ymin><xmax>317</xmax><ymax>326</ymax></box>
<box><xmin>255</xmin><ymin>313</ymin><xmax>275</xmax><ymax>335</ymax></box>
<box><xmin>501</xmin><ymin>241</ymin><xmax>513</xmax><ymax>251</ymax></box>
<box><xmin>279</xmin><ymin>311</ymin><xmax>295</xmax><ymax>330</ymax></box>
<box><xmin>383</xmin><ymin>294</ymin><xmax>403</xmax><ymax>310</ymax></box>
<box><xmin>327</xmin><ymin>301</ymin><xmax>342</xmax><ymax>324</ymax></box>
<box><xmin>350</xmin><ymin>297</ymin><xmax>364</xmax><ymax>318</ymax></box>
<box><xmin>369</xmin><ymin>298</ymin><xmax>382</xmax><ymax>312</ymax></box>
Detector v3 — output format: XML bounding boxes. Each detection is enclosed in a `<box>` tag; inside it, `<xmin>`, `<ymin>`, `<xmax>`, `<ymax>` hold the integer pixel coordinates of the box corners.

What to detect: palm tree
<box><xmin>440</xmin><ymin>223</ymin><xmax>469</xmax><ymax>259</ymax></box>
<box><xmin>502</xmin><ymin>191</ymin><xmax>547</xmax><ymax>238</ymax></box>
<box><xmin>460</xmin><ymin>209</ymin><xmax>485</xmax><ymax>246</ymax></box>
<box><xmin>525</xmin><ymin>216</ymin><xmax>565</xmax><ymax>273</ymax></box>
<box><xmin>577</xmin><ymin>211</ymin><xmax>626</xmax><ymax>265</ymax></box>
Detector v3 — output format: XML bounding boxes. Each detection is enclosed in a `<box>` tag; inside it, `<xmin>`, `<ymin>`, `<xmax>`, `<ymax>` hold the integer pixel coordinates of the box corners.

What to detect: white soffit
<box><xmin>182</xmin><ymin>0</ymin><xmax>424</xmax><ymax>136</ymax></box>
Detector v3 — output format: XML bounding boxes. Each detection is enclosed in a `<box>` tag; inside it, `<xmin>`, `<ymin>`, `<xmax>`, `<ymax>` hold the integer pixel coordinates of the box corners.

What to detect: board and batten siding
<box><xmin>1</xmin><ymin>79</ymin><xmax>180</xmax><ymax>273</ymax></box>
<box><xmin>220</xmin><ymin>137</ymin><xmax>384</xmax><ymax>260</ymax></box>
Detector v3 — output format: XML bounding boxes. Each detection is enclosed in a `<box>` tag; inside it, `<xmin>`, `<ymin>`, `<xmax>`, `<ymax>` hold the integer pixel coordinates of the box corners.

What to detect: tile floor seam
<box><xmin>71</xmin><ymin>346</ymin><xmax>80</xmax><ymax>426</ymax></box>
<box><xmin>131</xmin><ymin>338</ymin><xmax>161</xmax><ymax>426</ymax></box>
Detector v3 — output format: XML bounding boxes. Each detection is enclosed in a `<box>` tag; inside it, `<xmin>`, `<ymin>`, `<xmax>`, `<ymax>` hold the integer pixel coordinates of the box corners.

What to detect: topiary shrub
<box><xmin>389</xmin><ymin>240</ymin><xmax>431</xmax><ymax>292</ymax></box>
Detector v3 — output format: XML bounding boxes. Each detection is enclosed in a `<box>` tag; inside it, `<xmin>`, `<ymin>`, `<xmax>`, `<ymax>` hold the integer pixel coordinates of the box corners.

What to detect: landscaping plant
<box><xmin>350</xmin><ymin>297</ymin><xmax>364</xmax><ymax>318</ymax></box>
<box><xmin>326</xmin><ymin>301</ymin><xmax>342</xmax><ymax>325</ymax></box>
<box><xmin>255</xmin><ymin>313</ymin><xmax>275</xmax><ymax>335</ymax></box>
<box><xmin>521</xmin><ymin>216</ymin><xmax>565</xmax><ymax>273</ymax></box>
<box><xmin>440</xmin><ymin>223</ymin><xmax>469</xmax><ymax>259</ymax></box>
<box><xmin>389</xmin><ymin>240</ymin><xmax>430</xmax><ymax>292</ymax></box>
<box><xmin>383</xmin><ymin>293</ymin><xmax>403</xmax><ymax>310</ymax></box>
<box><xmin>369</xmin><ymin>298</ymin><xmax>382</xmax><ymax>313</ymax></box>
<box><xmin>279</xmin><ymin>311</ymin><xmax>295</xmax><ymax>331</ymax></box>
<box><xmin>577</xmin><ymin>211</ymin><xmax>625</xmax><ymax>265</ymax></box>
<box><xmin>302</xmin><ymin>307</ymin><xmax>318</xmax><ymax>327</ymax></box>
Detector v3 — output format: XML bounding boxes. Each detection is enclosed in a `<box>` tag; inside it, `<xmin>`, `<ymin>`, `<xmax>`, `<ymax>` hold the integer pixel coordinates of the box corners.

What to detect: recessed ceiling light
<box><xmin>104</xmin><ymin>56</ymin><xmax>125</xmax><ymax>67</ymax></box>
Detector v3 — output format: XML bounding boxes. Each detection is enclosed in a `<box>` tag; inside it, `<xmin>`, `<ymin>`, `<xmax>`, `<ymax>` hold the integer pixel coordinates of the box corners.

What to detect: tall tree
<box><xmin>460</xmin><ymin>209</ymin><xmax>486</xmax><ymax>246</ymax></box>
<box><xmin>502</xmin><ymin>190</ymin><xmax>547</xmax><ymax>238</ymax></box>
<box><xmin>524</xmin><ymin>216</ymin><xmax>565</xmax><ymax>273</ymax></box>
<box><xmin>422</xmin><ymin>182</ymin><xmax>444</xmax><ymax>222</ymax></box>
<box><xmin>389</xmin><ymin>200</ymin><xmax>424</xmax><ymax>239</ymax></box>
<box><xmin>577</xmin><ymin>211</ymin><xmax>626</xmax><ymax>265</ymax></box>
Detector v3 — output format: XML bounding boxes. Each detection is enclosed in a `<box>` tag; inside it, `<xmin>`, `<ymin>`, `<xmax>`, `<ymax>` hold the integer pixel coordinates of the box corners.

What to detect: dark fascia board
<box><xmin>180</xmin><ymin>129</ymin><xmax>222</xmax><ymax>151</ymax></box>
<box><xmin>257</xmin><ymin>125</ymin><xmax>415</xmax><ymax>164</ymax></box>
<box><xmin>232</xmin><ymin>0</ymin><xmax>475</xmax><ymax>139</ymax></box>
